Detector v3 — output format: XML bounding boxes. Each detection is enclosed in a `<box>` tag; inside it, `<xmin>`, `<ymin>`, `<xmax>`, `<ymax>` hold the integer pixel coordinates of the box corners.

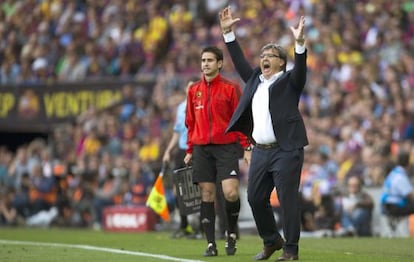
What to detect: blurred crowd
<box><xmin>1</xmin><ymin>0</ymin><xmax>414</xmax><ymax>236</ymax></box>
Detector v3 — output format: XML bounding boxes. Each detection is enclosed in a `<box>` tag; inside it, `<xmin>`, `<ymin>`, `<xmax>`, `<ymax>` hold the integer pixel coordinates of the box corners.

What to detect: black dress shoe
<box><xmin>254</xmin><ymin>238</ymin><xmax>284</xmax><ymax>260</ymax></box>
<box><xmin>276</xmin><ymin>252</ymin><xmax>298</xmax><ymax>261</ymax></box>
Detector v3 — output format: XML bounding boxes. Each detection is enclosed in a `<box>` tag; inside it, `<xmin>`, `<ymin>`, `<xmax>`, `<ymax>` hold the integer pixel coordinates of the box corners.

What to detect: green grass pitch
<box><xmin>0</xmin><ymin>227</ymin><xmax>413</xmax><ymax>262</ymax></box>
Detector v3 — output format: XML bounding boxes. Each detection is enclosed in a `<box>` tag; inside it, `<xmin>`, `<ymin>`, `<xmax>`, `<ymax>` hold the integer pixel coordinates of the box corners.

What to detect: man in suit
<box><xmin>219</xmin><ymin>7</ymin><xmax>308</xmax><ymax>261</ymax></box>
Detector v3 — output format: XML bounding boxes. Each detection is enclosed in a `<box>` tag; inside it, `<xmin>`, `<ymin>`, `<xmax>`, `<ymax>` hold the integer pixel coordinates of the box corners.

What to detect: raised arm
<box><xmin>290</xmin><ymin>16</ymin><xmax>307</xmax><ymax>91</ymax></box>
<box><xmin>219</xmin><ymin>6</ymin><xmax>254</xmax><ymax>82</ymax></box>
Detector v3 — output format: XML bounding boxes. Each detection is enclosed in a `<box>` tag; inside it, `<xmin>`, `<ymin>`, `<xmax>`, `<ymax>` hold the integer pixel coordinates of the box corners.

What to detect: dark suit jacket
<box><xmin>225</xmin><ymin>39</ymin><xmax>308</xmax><ymax>151</ymax></box>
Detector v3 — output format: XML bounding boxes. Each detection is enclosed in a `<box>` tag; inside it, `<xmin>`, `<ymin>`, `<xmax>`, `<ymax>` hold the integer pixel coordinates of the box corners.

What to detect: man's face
<box><xmin>201</xmin><ymin>52</ymin><xmax>222</xmax><ymax>78</ymax></box>
<box><xmin>347</xmin><ymin>177</ymin><xmax>361</xmax><ymax>194</ymax></box>
<box><xmin>260</xmin><ymin>48</ymin><xmax>284</xmax><ymax>79</ymax></box>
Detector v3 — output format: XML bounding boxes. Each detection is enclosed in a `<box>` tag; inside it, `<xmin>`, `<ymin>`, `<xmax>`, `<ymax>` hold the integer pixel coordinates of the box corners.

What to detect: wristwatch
<box><xmin>244</xmin><ymin>145</ymin><xmax>253</xmax><ymax>151</ymax></box>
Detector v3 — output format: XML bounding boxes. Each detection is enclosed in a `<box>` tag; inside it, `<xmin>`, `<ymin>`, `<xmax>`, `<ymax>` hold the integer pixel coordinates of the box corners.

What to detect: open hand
<box><xmin>290</xmin><ymin>16</ymin><xmax>305</xmax><ymax>42</ymax></box>
<box><xmin>219</xmin><ymin>6</ymin><xmax>240</xmax><ymax>32</ymax></box>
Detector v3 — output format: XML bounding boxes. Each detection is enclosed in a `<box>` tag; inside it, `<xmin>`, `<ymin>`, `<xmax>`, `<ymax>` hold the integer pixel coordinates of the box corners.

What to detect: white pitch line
<box><xmin>0</xmin><ymin>239</ymin><xmax>205</xmax><ymax>262</ymax></box>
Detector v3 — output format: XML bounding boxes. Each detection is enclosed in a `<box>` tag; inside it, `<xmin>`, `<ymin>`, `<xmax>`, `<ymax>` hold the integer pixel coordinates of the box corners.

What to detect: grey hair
<box><xmin>261</xmin><ymin>43</ymin><xmax>287</xmax><ymax>72</ymax></box>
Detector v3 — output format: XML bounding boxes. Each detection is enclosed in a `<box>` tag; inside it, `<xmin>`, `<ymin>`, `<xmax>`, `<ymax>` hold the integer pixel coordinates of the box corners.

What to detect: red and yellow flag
<box><xmin>146</xmin><ymin>174</ymin><xmax>170</xmax><ymax>222</ymax></box>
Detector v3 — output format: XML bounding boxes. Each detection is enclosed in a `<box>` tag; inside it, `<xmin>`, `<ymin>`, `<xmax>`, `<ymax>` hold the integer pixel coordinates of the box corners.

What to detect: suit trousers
<box><xmin>247</xmin><ymin>146</ymin><xmax>303</xmax><ymax>254</ymax></box>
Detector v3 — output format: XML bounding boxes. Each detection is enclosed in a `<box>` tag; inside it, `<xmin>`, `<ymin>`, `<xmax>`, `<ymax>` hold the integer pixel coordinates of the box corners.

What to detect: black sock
<box><xmin>198</xmin><ymin>215</ymin><xmax>204</xmax><ymax>233</ymax></box>
<box><xmin>201</xmin><ymin>201</ymin><xmax>215</xmax><ymax>244</ymax></box>
<box><xmin>225</xmin><ymin>198</ymin><xmax>240</xmax><ymax>234</ymax></box>
<box><xmin>180</xmin><ymin>215</ymin><xmax>188</xmax><ymax>229</ymax></box>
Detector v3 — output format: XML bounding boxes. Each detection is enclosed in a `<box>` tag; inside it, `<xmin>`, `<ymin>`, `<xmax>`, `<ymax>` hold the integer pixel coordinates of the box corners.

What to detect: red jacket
<box><xmin>185</xmin><ymin>74</ymin><xmax>249</xmax><ymax>153</ymax></box>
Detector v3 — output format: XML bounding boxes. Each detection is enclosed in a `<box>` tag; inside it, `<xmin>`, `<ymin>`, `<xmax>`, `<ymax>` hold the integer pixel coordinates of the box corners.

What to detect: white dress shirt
<box><xmin>252</xmin><ymin>73</ymin><xmax>281</xmax><ymax>144</ymax></box>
